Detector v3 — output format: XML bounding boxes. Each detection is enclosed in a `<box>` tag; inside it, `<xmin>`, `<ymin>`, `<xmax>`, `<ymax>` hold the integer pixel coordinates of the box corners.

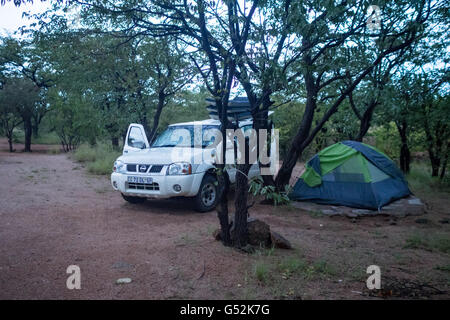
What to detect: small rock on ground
<box><xmin>246</xmin><ymin>217</ymin><xmax>271</xmax><ymax>248</ymax></box>
<box><xmin>116</xmin><ymin>278</ymin><xmax>132</xmax><ymax>285</ymax></box>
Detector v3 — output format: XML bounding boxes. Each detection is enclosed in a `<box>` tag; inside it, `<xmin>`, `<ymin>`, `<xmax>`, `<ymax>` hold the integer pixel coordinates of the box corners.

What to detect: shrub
<box><xmin>407</xmin><ymin>162</ymin><xmax>450</xmax><ymax>194</ymax></box>
<box><xmin>73</xmin><ymin>144</ymin><xmax>98</xmax><ymax>162</ymax></box>
<box><xmin>253</xmin><ymin>261</ymin><xmax>270</xmax><ymax>284</ymax></box>
<box><xmin>73</xmin><ymin>143</ymin><xmax>121</xmax><ymax>175</ymax></box>
<box><xmin>249</xmin><ymin>177</ymin><xmax>291</xmax><ymax>206</ymax></box>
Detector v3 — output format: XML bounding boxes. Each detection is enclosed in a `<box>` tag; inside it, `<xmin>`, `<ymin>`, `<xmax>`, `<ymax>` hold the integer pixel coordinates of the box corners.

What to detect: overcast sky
<box><xmin>0</xmin><ymin>1</ymin><xmax>51</xmax><ymax>36</ymax></box>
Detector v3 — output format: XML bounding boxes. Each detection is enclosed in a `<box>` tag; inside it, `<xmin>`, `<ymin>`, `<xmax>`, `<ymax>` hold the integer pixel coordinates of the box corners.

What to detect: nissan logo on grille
<box><xmin>139</xmin><ymin>165</ymin><xmax>148</xmax><ymax>172</ymax></box>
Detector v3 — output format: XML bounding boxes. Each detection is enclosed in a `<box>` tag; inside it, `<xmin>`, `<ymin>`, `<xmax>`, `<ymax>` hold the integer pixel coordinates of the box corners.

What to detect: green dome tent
<box><xmin>289</xmin><ymin>141</ymin><xmax>411</xmax><ymax>210</ymax></box>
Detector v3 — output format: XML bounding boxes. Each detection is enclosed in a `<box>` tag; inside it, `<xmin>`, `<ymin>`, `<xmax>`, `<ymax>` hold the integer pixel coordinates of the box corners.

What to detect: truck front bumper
<box><xmin>111</xmin><ymin>172</ymin><xmax>204</xmax><ymax>199</ymax></box>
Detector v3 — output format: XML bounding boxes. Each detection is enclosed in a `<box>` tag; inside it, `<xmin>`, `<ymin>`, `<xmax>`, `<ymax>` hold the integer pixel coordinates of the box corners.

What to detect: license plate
<box><xmin>127</xmin><ymin>176</ymin><xmax>153</xmax><ymax>184</ymax></box>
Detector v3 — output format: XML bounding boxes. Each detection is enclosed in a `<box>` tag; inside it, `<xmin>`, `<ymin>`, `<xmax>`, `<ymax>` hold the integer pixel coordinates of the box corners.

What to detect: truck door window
<box><xmin>128</xmin><ymin>126</ymin><xmax>146</xmax><ymax>149</ymax></box>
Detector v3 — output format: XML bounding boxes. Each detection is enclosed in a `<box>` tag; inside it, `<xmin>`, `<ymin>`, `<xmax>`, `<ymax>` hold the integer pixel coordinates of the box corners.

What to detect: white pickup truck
<box><xmin>111</xmin><ymin>118</ymin><xmax>273</xmax><ymax>212</ymax></box>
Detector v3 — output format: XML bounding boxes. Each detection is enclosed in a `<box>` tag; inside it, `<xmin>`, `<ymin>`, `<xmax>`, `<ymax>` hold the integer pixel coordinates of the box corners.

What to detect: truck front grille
<box><xmin>127</xmin><ymin>164</ymin><xmax>137</xmax><ymax>172</ymax></box>
<box><xmin>126</xmin><ymin>164</ymin><xmax>163</xmax><ymax>173</ymax></box>
<box><xmin>126</xmin><ymin>182</ymin><xmax>160</xmax><ymax>191</ymax></box>
<box><xmin>149</xmin><ymin>165</ymin><xmax>164</xmax><ymax>173</ymax></box>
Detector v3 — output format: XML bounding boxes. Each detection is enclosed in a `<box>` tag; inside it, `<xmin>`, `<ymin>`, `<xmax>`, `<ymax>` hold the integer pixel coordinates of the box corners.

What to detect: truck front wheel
<box><xmin>194</xmin><ymin>174</ymin><xmax>219</xmax><ymax>212</ymax></box>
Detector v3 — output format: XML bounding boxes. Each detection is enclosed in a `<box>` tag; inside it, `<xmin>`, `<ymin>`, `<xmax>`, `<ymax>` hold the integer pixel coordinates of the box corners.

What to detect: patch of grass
<box><xmin>407</xmin><ymin>162</ymin><xmax>450</xmax><ymax>195</ymax></box>
<box><xmin>429</xmin><ymin>236</ymin><xmax>450</xmax><ymax>254</ymax></box>
<box><xmin>308</xmin><ymin>210</ymin><xmax>324</xmax><ymax>218</ymax></box>
<box><xmin>393</xmin><ymin>252</ymin><xmax>410</xmax><ymax>266</ymax></box>
<box><xmin>347</xmin><ymin>265</ymin><xmax>368</xmax><ymax>282</ymax></box>
<box><xmin>276</xmin><ymin>255</ymin><xmax>337</xmax><ymax>280</ymax></box>
<box><xmin>253</xmin><ymin>246</ymin><xmax>276</xmax><ymax>257</ymax></box>
<box><xmin>73</xmin><ymin>144</ymin><xmax>98</xmax><ymax>163</ymax></box>
<box><xmin>46</xmin><ymin>147</ymin><xmax>61</xmax><ymax>154</ymax></box>
<box><xmin>435</xmin><ymin>265</ymin><xmax>450</xmax><ymax>273</ymax></box>
<box><xmin>404</xmin><ymin>232</ymin><xmax>450</xmax><ymax>253</ymax></box>
<box><xmin>13</xmin><ymin>129</ymin><xmax>61</xmax><ymax>145</ymax></box>
<box><xmin>86</xmin><ymin>156</ymin><xmax>117</xmax><ymax>175</ymax></box>
<box><xmin>253</xmin><ymin>261</ymin><xmax>270</xmax><ymax>284</ymax></box>
<box><xmin>278</xmin><ymin>256</ymin><xmax>307</xmax><ymax>276</ymax></box>
<box><xmin>312</xmin><ymin>259</ymin><xmax>337</xmax><ymax>277</ymax></box>
<box><xmin>403</xmin><ymin>233</ymin><xmax>426</xmax><ymax>250</ymax></box>
<box><xmin>175</xmin><ymin>233</ymin><xmax>199</xmax><ymax>247</ymax></box>
<box><xmin>199</xmin><ymin>224</ymin><xmax>217</xmax><ymax>237</ymax></box>
<box><xmin>73</xmin><ymin>143</ymin><xmax>121</xmax><ymax>175</ymax></box>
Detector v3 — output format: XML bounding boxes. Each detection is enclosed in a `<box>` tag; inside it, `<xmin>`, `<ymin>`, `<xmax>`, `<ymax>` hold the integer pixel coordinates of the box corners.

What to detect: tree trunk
<box><xmin>231</xmin><ymin>137</ymin><xmax>251</xmax><ymax>248</ymax></box>
<box><xmin>423</xmin><ymin>110</ymin><xmax>443</xmax><ymax>178</ymax></box>
<box><xmin>355</xmin><ymin>100</ymin><xmax>378</xmax><ymax>142</ymax></box>
<box><xmin>7</xmin><ymin>134</ymin><xmax>14</xmax><ymax>152</ymax></box>
<box><xmin>141</xmin><ymin>113</ymin><xmax>151</xmax><ymax>142</ymax></box>
<box><xmin>430</xmin><ymin>156</ymin><xmax>440</xmax><ymax>177</ymax></box>
<box><xmin>440</xmin><ymin>142</ymin><xmax>449</xmax><ymax>180</ymax></box>
<box><xmin>275</xmin><ymin>61</ymin><xmax>317</xmax><ymax>190</ymax></box>
<box><xmin>215</xmin><ymin>98</ymin><xmax>232</xmax><ymax>246</ymax></box>
<box><xmin>231</xmin><ymin>164</ymin><xmax>250</xmax><ymax>248</ymax></box>
<box><xmin>396</xmin><ymin>121</ymin><xmax>410</xmax><ymax>174</ymax></box>
<box><xmin>32</xmin><ymin>118</ymin><xmax>39</xmax><ymax>138</ymax></box>
<box><xmin>216</xmin><ymin>166</ymin><xmax>231</xmax><ymax>246</ymax></box>
<box><xmin>147</xmin><ymin>92</ymin><xmax>166</xmax><ymax>143</ymax></box>
<box><xmin>111</xmin><ymin>137</ymin><xmax>119</xmax><ymax>149</ymax></box>
<box><xmin>425</xmin><ymin>134</ymin><xmax>441</xmax><ymax>177</ymax></box>
<box><xmin>23</xmin><ymin>117</ymin><xmax>32</xmax><ymax>152</ymax></box>
<box><xmin>400</xmin><ymin>142</ymin><xmax>411</xmax><ymax>174</ymax></box>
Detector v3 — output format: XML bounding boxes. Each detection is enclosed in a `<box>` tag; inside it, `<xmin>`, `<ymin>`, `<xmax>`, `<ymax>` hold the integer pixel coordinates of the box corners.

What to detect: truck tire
<box><xmin>121</xmin><ymin>194</ymin><xmax>146</xmax><ymax>204</ymax></box>
<box><xmin>194</xmin><ymin>174</ymin><xmax>219</xmax><ymax>212</ymax></box>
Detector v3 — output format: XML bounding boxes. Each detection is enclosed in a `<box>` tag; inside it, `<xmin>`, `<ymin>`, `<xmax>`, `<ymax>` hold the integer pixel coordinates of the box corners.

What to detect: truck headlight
<box><xmin>113</xmin><ymin>160</ymin><xmax>126</xmax><ymax>173</ymax></box>
<box><xmin>167</xmin><ymin>162</ymin><xmax>192</xmax><ymax>175</ymax></box>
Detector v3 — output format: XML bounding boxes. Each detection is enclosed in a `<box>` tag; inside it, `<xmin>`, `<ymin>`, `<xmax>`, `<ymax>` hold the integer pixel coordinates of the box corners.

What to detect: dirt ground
<box><xmin>0</xmin><ymin>139</ymin><xmax>449</xmax><ymax>300</ymax></box>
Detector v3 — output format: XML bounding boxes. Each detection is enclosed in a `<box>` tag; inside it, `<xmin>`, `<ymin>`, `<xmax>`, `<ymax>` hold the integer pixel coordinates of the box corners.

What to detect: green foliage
<box><xmin>372</xmin><ymin>123</ymin><xmax>401</xmax><ymax>160</ymax></box>
<box><xmin>73</xmin><ymin>143</ymin><xmax>121</xmax><ymax>175</ymax></box>
<box><xmin>323</xmin><ymin>102</ymin><xmax>360</xmax><ymax>142</ymax></box>
<box><xmin>0</xmin><ymin>77</ymin><xmax>40</xmax><ymax>118</ymax></box>
<box><xmin>47</xmin><ymin>89</ymin><xmax>100</xmax><ymax>150</ymax></box>
<box><xmin>158</xmin><ymin>89</ymin><xmax>210</xmax><ymax>129</ymax></box>
<box><xmin>249</xmin><ymin>177</ymin><xmax>291</xmax><ymax>206</ymax></box>
<box><xmin>271</xmin><ymin>99</ymin><xmax>304</xmax><ymax>159</ymax></box>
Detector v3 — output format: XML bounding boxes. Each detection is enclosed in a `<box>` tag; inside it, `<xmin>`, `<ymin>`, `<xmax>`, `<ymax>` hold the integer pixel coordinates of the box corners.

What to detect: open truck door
<box><xmin>123</xmin><ymin>123</ymin><xmax>150</xmax><ymax>155</ymax></box>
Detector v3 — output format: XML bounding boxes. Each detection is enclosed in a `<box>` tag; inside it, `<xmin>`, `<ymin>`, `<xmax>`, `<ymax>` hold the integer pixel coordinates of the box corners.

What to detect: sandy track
<box><xmin>0</xmin><ymin>143</ymin><xmax>246</xmax><ymax>299</ymax></box>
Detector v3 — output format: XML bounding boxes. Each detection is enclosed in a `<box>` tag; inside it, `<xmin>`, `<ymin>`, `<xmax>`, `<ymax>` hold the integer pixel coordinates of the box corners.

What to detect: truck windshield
<box><xmin>151</xmin><ymin>125</ymin><xmax>221</xmax><ymax>148</ymax></box>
